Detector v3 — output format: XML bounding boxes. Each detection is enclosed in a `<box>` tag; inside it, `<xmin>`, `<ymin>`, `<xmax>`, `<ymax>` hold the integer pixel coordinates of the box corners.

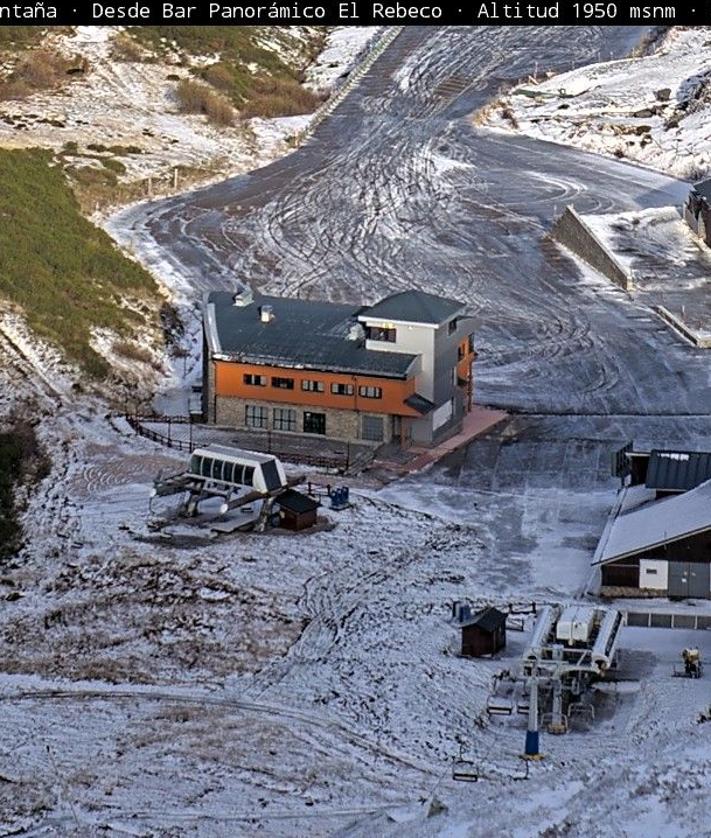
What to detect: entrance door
<box><xmin>303</xmin><ymin>411</ymin><xmax>326</xmax><ymax>435</ymax></box>
<box><xmin>689</xmin><ymin>563</ymin><xmax>711</xmax><ymax>598</ymax></box>
<box><xmin>669</xmin><ymin>562</ymin><xmax>711</xmax><ymax>599</ymax></box>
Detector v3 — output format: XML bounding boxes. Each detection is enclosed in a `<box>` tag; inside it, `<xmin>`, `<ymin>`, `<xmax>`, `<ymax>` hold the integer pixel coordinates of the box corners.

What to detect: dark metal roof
<box><xmin>405</xmin><ymin>393</ymin><xmax>435</xmax><ymax>415</ymax></box>
<box><xmin>646</xmin><ymin>449</ymin><xmax>711</xmax><ymax>492</ymax></box>
<box><xmin>361</xmin><ymin>290</ymin><xmax>464</xmax><ymax>325</ymax></box>
<box><xmin>206</xmin><ymin>292</ymin><xmax>417</xmax><ymax>379</ymax></box>
<box><xmin>692</xmin><ymin>179</ymin><xmax>711</xmax><ymax>203</ymax></box>
<box><xmin>277</xmin><ymin>489</ymin><xmax>319</xmax><ymax>514</ymax></box>
<box><xmin>461</xmin><ymin>606</ymin><xmax>507</xmax><ymax>632</ymax></box>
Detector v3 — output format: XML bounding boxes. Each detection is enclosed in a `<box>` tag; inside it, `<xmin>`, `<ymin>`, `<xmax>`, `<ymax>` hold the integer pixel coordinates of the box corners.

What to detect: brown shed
<box><xmin>461</xmin><ymin>607</ymin><xmax>507</xmax><ymax>657</ymax></box>
<box><xmin>277</xmin><ymin>489</ymin><xmax>319</xmax><ymax>531</ymax></box>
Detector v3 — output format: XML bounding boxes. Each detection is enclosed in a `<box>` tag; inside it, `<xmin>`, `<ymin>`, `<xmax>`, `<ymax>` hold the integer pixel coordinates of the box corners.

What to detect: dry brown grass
<box><xmin>113</xmin><ymin>340</ymin><xmax>154</xmax><ymax>365</ymax></box>
<box><xmin>0</xmin><ymin>49</ymin><xmax>76</xmax><ymax>101</ymax></box>
<box><xmin>111</xmin><ymin>32</ymin><xmax>147</xmax><ymax>63</ymax></box>
<box><xmin>240</xmin><ymin>77</ymin><xmax>322</xmax><ymax>119</ymax></box>
<box><xmin>501</xmin><ymin>106</ymin><xmax>519</xmax><ymax>129</ymax></box>
<box><xmin>175</xmin><ymin>79</ymin><xmax>235</xmax><ymax>126</ymax></box>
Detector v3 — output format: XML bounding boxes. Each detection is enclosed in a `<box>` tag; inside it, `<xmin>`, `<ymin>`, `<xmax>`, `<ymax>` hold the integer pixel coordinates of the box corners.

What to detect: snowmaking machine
<box><xmin>673</xmin><ymin>648</ymin><xmax>703</xmax><ymax>679</ymax></box>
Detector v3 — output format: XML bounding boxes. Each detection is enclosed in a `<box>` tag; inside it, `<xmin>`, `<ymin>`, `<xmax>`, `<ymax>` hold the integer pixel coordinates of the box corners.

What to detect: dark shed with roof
<box><xmin>461</xmin><ymin>607</ymin><xmax>507</xmax><ymax>657</ymax></box>
<box><xmin>277</xmin><ymin>489</ymin><xmax>320</xmax><ymax>531</ymax></box>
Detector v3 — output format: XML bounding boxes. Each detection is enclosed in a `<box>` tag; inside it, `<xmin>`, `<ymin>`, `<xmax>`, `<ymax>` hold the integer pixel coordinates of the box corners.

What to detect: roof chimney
<box><xmin>347</xmin><ymin>322</ymin><xmax>365</xmax><ymax>342</ymax></box>
<box><xmin>233</xmin><ymin>287</ymin><xmax>253</xmax><ymax>307</ymax></box>
<box><xmin>260</xmin><ymin>304</ymin><xmax>274</xmax><ymax>324</ymax></box>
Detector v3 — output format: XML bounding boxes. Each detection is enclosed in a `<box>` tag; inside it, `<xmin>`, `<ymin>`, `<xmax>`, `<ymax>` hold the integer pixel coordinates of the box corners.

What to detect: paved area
<box><xmin>584</xmin><ymin>208</ymin><xmax>711</xmax><ymax>341</ymax></box>
<box><xmin>397</xmin><ymin>406</ymin><xmax>508</xmax><ymax>474</ymax></box>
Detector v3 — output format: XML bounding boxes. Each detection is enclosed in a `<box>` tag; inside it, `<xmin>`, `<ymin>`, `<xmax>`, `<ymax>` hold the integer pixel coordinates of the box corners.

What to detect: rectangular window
<box><xmin>301</xmin><ymin>379</ymin><xmax>324</xmax><ymax>393</ymax></box>
<box><xmin>245</xmin><ymin>405</ymin><xmax>268</xmax><ymax>429</ymax></box>
<box><xmin>361</xmin><ymin>415</ymin><xmax>384</xmax><ymax>442</ymax></box>
<box><xmin>273</xmin><ymin>407</ymin><xmax>297</xmax><ymax>432</ymax></box>
<box><xmin>449</xmin><ymin>318</ymin><xmax>458</xmax><ymax>335</ymax></box>
<box><xmin>272</xmin><ymin>376</ymin><xmax>294</xmax><ymax>390</ymax></box>
<box><xmin>358</xmin><ymin>385</ymin><xmax>382</xmax><ymax>399</ymax></box>
<box><xmin>645</xmin><ymin>568</ymin><xmax>658</xmax><ymax>575</ymax></box>
<box><xmin>303</xmin><ymin>411</ymin><xmax>326</xmax><ymax>435</ymax></box>
<box><xmin>331</xmin><ymin>382</ymin><xmax>354</xmax><ymax>396</ymax></box>
<box><xmin>366</xmin><ymin>326</ymin><xmax>397</xmax><ymax>343</ymax></box>
<box><xmin>243</xmin><ymin>373</ymin><xmax>267</xmax><ymax>386</ymax></box>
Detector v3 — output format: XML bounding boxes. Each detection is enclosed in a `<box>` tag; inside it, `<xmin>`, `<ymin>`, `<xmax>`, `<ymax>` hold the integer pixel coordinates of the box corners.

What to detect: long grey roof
<box><xmin>693</xmin><ymin>179</ymin><xmax>711</xmax><ymax>203</ymax></box>
<box><xmin>595</xmin><ymin>478</ymin><xmax>711</xmax><ymax>565</ymax></box>
<box><xmin>361</xmin><ymin>290</ymin><xmax>465</xmax><ymax>325</ymax></box>
<box><xmin>646</xmin><ymin>450</ymin><xmax>711</xmax><ymax>492</ymax></box>
<box><xmin>205</xmin><ymin>292</ymin><xmax>417</xmax><ymax>378</ymax></box>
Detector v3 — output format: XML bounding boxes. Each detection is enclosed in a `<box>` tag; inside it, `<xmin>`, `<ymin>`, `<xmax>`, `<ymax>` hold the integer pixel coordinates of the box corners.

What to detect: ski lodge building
<box><xmin>201</xmin><ymin>288</ymin><xmax>475</xmax><ymax>447</ymax></box>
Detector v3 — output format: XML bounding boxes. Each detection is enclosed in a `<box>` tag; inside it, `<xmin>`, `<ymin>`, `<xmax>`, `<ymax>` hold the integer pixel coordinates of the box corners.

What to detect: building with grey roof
<box><xmin>201</xmin><ymin>288</ymin><xmax>476</xmax><ymax>448</ymax></box>
<box><xmin>596</xmin><ymin>479</ymin><xmax>711</xmax><ymax>599</ymax></box>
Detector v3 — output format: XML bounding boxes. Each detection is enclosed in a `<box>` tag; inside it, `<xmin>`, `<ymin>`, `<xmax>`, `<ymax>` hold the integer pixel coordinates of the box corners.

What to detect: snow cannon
<box><xmin>682</xmin><ymin>648</ymin><xmax>702</xmax><ymax>678</ymax></box>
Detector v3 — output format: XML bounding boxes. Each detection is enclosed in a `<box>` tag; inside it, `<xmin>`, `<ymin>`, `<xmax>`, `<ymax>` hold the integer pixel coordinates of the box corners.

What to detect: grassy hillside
<box><xmin>0</xmin><ymin>148</ymin><xmax>160</xmax><ymax>377</ymax></box>
<box><xmin>0</xmin><ymin>27</ymin><xmax>47</xmax><ymax>50</ymax></box>
<box><xmin>132</xmin><ymin>26</ymin><xmax>325</xmax><ymax>118</ymax></box>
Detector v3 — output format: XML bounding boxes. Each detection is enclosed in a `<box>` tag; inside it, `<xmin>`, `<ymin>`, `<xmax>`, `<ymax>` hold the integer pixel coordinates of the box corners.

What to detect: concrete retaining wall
<box><xmin>552</xmin><ymin>206</ymin><xmax>634</xmax><ymax>292</ymax></box>
<box><xmin>655</xmin><ymin>305</ymin><xmax>711</xmax><ymax>349</ymax></box>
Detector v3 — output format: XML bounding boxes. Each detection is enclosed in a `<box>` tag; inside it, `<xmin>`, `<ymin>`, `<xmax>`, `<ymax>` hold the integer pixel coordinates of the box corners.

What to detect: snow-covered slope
<box><xmin>484</xmin><ymin>28</ymin><xmax>711</xmax><ymax>180</ymax></box>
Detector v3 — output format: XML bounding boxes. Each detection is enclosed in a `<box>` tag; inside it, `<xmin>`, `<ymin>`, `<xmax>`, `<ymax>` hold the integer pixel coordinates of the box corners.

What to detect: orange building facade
<box><xmin>202</xmin><ymin>289</ymin><xmax>475</xmax><ymax>448</ymax></box>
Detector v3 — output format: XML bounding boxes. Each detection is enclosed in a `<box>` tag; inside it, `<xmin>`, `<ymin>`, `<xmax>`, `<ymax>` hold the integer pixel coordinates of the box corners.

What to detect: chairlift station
<box><xmin>487</xmin><ymin>604</ymin><xmax>625</xmax><ymax>740</ymax></box>
<box><xmin>150</xmin><ymin>444</ymin><xmax>301</xmax><ymax>529</ymax></box>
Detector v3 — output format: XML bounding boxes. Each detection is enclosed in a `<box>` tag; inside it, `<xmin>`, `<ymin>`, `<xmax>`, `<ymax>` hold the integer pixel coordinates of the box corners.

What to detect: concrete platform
<box><xmin>372</xmin><ymin>406</ymin><xmax>509</xmax><ymax>476</ymax></box>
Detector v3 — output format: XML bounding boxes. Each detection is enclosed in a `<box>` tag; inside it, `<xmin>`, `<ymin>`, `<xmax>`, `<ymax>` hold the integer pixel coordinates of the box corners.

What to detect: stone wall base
<box><xmin>214</xmin><ymin>395</ymin><xmax>395</xmax><ymax>445</ymax></box>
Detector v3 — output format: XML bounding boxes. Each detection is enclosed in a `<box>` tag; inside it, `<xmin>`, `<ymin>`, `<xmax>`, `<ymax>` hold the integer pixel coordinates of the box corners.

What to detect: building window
<box><xmin>304</xmin><ymin>411</ymin><xmax>326</xmax><ymax>435</ymax></box>
<box><xmin>243</xmin><ymin>373</ymin><xmax>267</xmax><ymax>386</ymax></box>
<box><xmin>358</xmin><ymin>385</ymin><xmax>382</xmax><ymax>399</ymax></box>
<box><xmin>361</xmin><ymin>415</ymin><xmax>384</xmax><ymax>442</ymax></box>
<box><xmin>245</xmin><ymin>405</ymin><xmax>268</xmax><ymax>429</ymax></box>
<box><xmin>366</xmin><ymin>326</ymin><xmax>397</xmax><ymax>343</ymax></box>
<box><xmin>645</xmin><ymin>568</ymin><xmax>658</xmax><ymax>575</ymax></box>
<box><xmin>449</xmin><ymin>318</ymin><xmax>458</xmax><ymax>335</ymax></box>
<box><xmin>331</xmin><ymin>382</ymin><xmax>354</xmax><ymax>396</ymax></box>
<box><xmin>272</xmin><ymin>376</ymin><xmax>294</xmax><ymax>390</ymax></box>
<box><xmin>301</xmin><ymin>379</ymin><xmax>324</xmax><ymax>393</ymax></box>
<box><xmin>273</xmin><ymin>407</ymin><xmax>296</xmax><ymax>432</ymax></box>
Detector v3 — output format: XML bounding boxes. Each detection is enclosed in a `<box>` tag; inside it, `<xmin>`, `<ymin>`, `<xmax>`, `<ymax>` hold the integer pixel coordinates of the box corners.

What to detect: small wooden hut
<box><xmin>461</xmin><ymin>607</ymin><xmax>507</xmax><ymax>657</ymax></box>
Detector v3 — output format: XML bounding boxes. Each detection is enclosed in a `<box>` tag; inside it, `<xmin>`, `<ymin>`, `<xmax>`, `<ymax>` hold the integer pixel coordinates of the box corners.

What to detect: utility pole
<box><xmin>524</xmin><ymin>673</ymin><xmax>542</xmax><ymax>760</ymax></box>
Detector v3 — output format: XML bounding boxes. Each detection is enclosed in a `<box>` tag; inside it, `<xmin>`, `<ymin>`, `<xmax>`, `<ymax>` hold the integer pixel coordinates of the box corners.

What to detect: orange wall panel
<box><xmin>214</xmin><ymin>361</ymin><xmax>423</xmax><ymax>417</ymax></box>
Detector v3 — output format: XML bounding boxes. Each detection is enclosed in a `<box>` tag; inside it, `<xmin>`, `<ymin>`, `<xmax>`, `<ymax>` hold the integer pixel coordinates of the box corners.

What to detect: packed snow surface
<box><xmin>487</xmin><ymin>28</ymin><xmax>711</xmax><ymax>180</ymax></box>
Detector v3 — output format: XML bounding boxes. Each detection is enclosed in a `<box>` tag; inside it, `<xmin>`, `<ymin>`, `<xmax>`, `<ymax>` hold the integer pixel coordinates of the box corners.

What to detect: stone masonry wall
<box><xmin>551</xmin><ymin>206</ymin><xmax>633</xmax><ymax>291</ymax></box>
<box><xmin>214</xmin><ymin>395</ymin><xmax>393</xmax><ymax>445</ymax></box>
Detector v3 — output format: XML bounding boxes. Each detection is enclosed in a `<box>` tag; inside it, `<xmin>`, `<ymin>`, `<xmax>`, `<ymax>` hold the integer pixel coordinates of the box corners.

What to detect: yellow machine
<box><xmin>674</xmin><ymin>648</ymin><xmax>703</xmax><ymax>679</ymax></box>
